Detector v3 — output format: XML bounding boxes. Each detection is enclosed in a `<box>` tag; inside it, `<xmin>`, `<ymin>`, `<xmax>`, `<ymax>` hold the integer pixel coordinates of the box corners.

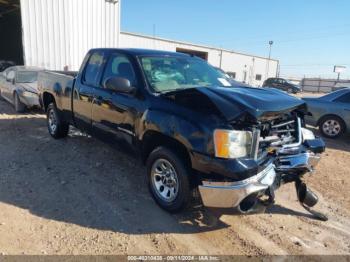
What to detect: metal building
<box><xmin>1</xmin><ymin>0</ymin><xmax>277</xmax><ymax>86</ymax></box>
<box><xmin>120</xmin><ymin>32</ymin><xmax>279</xmax><ymax>86</ymax></box>
<box><xmin>0</xmin><ymin>0</ymin><xmax>120</xmax><ymax>71</ymax></box>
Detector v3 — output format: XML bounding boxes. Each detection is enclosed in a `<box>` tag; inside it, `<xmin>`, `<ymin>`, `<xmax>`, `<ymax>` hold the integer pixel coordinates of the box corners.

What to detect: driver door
<box><xmin>91</xmin><ymin>53</ymin><xmax>139</xmax><ymax>146</ymax></box>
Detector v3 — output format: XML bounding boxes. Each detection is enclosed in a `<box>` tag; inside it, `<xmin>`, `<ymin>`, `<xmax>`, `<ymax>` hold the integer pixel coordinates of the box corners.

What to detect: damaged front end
<box><xmin>198</xmin><ymin>110</ymin><xmax>326</xmax><ymax>219</ymax></box>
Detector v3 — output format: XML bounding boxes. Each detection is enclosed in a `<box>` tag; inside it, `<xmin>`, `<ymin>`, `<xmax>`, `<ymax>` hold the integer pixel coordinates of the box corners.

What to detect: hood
<box><xmin>165</xmin><ymin>86</ymin><xmax>306</xmax><ymax>121</ymax></box>
<box><xmin>18</xmin><ymin>82</ymin><xmax>38</xmax><ymax>94</ymax></box>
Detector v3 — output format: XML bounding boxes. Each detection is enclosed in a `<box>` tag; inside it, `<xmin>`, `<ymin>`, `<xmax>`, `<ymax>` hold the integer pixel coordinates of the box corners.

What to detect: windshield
<box><xmin>140</xmin><ymin>56</ymin><xmax>232</xmax><ymax>93</ymax></box>
<box><xmin>16</xmin><ymin>71</ymin><xmax>38</xmax><ymax>83</ymax></box>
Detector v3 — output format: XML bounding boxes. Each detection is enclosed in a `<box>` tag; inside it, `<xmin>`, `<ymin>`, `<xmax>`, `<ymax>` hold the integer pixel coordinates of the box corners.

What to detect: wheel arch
<box><xmin>42</xmin><ymin>92</ymin><xmax>56</xmax><ymax>112</ymax></box>
<box><xmin>141</xmin><ymin>130</ymin><xmax>192</xmax><ymax>169</ymax></box>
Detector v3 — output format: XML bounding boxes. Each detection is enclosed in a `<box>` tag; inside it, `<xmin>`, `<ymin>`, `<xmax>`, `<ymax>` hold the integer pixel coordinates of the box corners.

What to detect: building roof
<box><xmin>10</xmin><ymin>66</ymin><xmax>44</xmax><ymax>71</ymax></box>
<box><xmin>90</xmin><ymin>48</ymin><xmax>193</xmax><ymax>57</ymax></box>
<box><xmin>121</xmin><ymin>31</ymin><xmax>279</xmax><ymax>62</ymax></box>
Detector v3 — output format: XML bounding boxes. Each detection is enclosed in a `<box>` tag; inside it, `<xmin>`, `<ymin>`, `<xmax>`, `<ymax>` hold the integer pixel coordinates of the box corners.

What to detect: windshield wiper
<box><xmin>159</xmin><ymin>88</ymin><xmax>195</xmax><ymax>96</ymax></box>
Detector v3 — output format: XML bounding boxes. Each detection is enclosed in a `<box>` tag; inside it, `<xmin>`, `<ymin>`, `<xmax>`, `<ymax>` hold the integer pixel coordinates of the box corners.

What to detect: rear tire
<box><xmin>146</xmin><ymin>147</ymin><xmax>191</xmax><ymax>213</ymax></box>
<box><xmin>47</xmin><ymin>103</ymin><xmax>69</xmax><ymax>139</ymax></box>
<box><xmin>14</xmin><ymin>92</ymin><xmax>25</xmax><ymax>113</ymax></box>
<box><xmin>319</xmin><ymin>115</ymin><xmax>345</xmax><ymax>138</ymax></box>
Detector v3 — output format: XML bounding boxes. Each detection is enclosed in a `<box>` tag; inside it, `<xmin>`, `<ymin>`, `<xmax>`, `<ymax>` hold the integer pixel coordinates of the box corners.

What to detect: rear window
<box><xmin>335</xmin><ymin>92</ymin><xmax>350</xmax><ymax>103</ymax></box>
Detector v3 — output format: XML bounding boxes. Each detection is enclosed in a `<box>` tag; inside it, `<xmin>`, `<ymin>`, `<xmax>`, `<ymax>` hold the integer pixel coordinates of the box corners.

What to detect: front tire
<box><xmin>14</xmin><ymin>92</ymin><xmax>25</xmax><ymax>113</ymax></box>
<box><xmin>319</xmin><ymin>115</ymin><xmax>345</xmax><ymax>138</ymax></box>
<box><xmin>146</xmin><ymin>147</ymin><xmax>191</xmax><ymax>213</ymax></box>
<box><xmin>47</xmin><ymin>103</ymin><xmax>69</xmax><ymax>139</ymax></box>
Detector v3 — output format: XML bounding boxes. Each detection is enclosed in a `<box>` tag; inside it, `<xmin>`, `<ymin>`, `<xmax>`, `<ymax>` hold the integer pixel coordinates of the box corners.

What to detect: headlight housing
<box><xmin>214</xmin><ymin>129</ymin><xmax>253</xmax><ymax>159</ymax></box>
<box><xmin>301</xmin><ymin>127</ymin><xmax>315</xmax><ymax>141</ymax></box>
<box><xmin>22</xmin><ymin>91</ymin><xmax>38</xmax><ymax>99</ymax></box>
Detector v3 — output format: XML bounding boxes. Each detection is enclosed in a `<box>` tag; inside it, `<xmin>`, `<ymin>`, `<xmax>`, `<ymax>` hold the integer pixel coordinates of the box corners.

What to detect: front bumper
<box><xmin>198</xmin><ymin>138</ymin><xmax>324</xmax><ymax>210</ymax></box>
<box><xmin>199</xmin><ymin>162</ymin><xmax>276</xmax><ymax>208</ymax></box>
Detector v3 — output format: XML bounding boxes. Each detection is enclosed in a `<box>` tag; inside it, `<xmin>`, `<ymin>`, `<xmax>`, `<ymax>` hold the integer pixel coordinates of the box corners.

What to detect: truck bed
<box><xmin>38</xmin><ymin>71</ymin><xmax>77</xmax><ymax>120</ymax></box>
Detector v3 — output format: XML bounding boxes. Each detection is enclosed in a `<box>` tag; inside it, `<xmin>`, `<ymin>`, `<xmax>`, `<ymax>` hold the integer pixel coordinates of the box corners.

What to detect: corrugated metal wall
<box><xmin>20</xmin><ymin>0</ymin><xmax>120</xmax><ymax>71</ymax></box>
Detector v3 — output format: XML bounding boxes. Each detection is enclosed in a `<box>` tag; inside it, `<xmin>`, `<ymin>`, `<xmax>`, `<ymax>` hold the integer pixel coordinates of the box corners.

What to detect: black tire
<box><xmin>46</xmin><ymin>103</ymin><xmax>69</xmax><ymax>139</ymax></box>
<box><xmin>287</xmin><ymin>88</ymin><xmax>293</xmax><ymax>93</ymax></box>
<box><xmin>319</xmin><ymin>115</ymin><xmax>345</xmax><ymax>138</ymax></box>
<box><xmin>14</xmin><ymin>92</ymin><xmax>25</xmax><ymax>113</ymax></box>
<box><xmin>146</xmin><ymin>147</ymin><xmax>191</xmax><ymax>213</ymax></box>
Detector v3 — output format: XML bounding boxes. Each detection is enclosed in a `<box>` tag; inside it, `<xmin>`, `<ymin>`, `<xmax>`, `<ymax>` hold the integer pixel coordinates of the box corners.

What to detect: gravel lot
<box><xmin>0</xmin><ymin>96</ymin><xmax>349</xmax><ymax>255</ymax></box>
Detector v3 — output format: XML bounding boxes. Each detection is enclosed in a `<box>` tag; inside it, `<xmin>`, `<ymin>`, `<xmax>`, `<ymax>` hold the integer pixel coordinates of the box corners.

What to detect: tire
<box><xmin>319</xmin><ymin>115</ymin><xmax>345</xmax><ymax>138</ymax></box>
<box><xmin>46</xmin><ymin>103</ymin><xmax>69</xmax><ymax>139</ymax></box>
<box><xmin>14</xmin><ymin>92</ymin><xmax>25</xmax><ymax>113</ymax></box>
<box><xmin>146</xmin><ymin>147</ymin><xmax>191</xmax><ymax>213</ymax></box>
<box><xmin>287</xmin><ymin>88</ymin><xmax>293</xmax><ymax>93</ymax></box>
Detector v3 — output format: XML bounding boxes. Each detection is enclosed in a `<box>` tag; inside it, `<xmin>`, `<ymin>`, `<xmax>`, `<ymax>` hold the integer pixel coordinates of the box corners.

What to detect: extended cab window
<box><xmin>102</xmin><ymin>54</ymin><xmax>136</xmax><ymax>86</ymax></box>
<box><xmin>83</xmin><ymin>52</ymin><xmax>104</xmax><ymax>87</ymax></box>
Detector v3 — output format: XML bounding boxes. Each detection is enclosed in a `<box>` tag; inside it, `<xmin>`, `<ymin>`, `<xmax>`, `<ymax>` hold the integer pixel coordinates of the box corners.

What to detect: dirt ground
<box><xmin>0</xmin><ymin>96</ymin><xmax>350</xmax><ymax>256</ymax></box>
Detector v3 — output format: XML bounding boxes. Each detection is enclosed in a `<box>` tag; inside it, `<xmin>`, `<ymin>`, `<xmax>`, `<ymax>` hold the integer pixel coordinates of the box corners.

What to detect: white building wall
<box><xmin>20</xmin><ymin>0</ymin><xmax>120</xmax><ymax>71</ymax></box>
<box><xmin>120</xmin><ymin>32</ymin><xmax>278</xmax><ymax>87</ymax></box>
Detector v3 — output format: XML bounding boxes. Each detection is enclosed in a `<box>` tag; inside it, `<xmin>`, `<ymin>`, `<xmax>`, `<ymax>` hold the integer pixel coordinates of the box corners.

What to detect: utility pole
<box><xmin>153</xmin><ymin>24</ymin><xmax>156</xmax><ymax>49</ymax></box>
<box><xmin>219</xmin><ymin>49</ymin><xmax>223</xmax><ymax>69</ymax></box>
<box><xmin>265</xmin><ymin>40</ymin><xmax>273</xmax><ymax>80</ymax></box>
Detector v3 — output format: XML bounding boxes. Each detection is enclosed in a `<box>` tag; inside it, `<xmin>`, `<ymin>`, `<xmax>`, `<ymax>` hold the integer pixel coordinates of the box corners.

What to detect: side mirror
<box><xmin>103</xmin><ymin>77</ymin><xmax>135</xmax><ymax>94</ymax></box>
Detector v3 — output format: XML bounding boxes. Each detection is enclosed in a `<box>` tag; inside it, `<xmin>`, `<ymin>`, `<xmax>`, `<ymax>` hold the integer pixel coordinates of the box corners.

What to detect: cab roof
<box><xmin>89</xmin><ymin>48</ymin><xmax>193</xmax><ymax>58</ymax></box>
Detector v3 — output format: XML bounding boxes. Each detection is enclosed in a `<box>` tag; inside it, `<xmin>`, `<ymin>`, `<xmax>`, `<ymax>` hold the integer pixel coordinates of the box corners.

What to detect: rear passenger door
<box><xmin>73</xmin><ymin>51</ymin><xmax>106</xmax><ymax>133</ymax></box>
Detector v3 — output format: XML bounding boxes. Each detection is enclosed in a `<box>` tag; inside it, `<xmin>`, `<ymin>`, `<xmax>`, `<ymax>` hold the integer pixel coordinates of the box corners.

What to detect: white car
<box><xmin>0</xmin><ymin>66</ymin><xmax>43</xmax><ymax>112</ymax></box>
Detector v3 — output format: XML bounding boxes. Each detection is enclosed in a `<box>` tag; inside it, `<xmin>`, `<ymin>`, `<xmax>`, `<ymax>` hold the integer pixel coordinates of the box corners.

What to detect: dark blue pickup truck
<box><xmin>38</xmin><ymin>48</ymin><xmax>325</xmax><ymax>217</ymax></box>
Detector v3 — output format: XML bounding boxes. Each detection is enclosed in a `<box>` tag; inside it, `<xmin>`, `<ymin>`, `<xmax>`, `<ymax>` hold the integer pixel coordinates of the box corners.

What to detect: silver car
<box><xmin>0</xmin><ymin>66</ymin><xmax>43</xmax><ymax>112</ymax></box>
<box><xmin>303</xmin><ymin>88</ymin><xmax>350</xmax><ymax>138</ymax></box>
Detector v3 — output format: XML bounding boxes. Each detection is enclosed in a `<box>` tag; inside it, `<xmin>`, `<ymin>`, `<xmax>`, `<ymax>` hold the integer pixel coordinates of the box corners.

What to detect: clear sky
<box><xmin>121</xmin><ymin>0</ymin><xmax>350</xmax><ymax>79</ymax></box>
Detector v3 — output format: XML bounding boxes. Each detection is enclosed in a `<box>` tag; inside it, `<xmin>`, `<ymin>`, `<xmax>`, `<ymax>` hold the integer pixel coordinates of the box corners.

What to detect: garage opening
<box><xmin>176</xmin><ymin>48</ymin><xmax>208</xmax><ymax>61</ymax></box>
<box><xmin>0</xmin><ymin>0</ymin><xmax>24</xmax><ymax>68</ymax></box>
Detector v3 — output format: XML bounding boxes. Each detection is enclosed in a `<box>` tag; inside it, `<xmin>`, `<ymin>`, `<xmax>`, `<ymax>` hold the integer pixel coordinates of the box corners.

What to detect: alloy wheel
<box><xmin>322</xmin><ymin>119</ymin><xmax>341</xmax><ymax>137</ymax></box>
<box><xmin>48</xmin><ymin>109</ymin><xmax>58</xmax><ymax>134</ymax></box>
<box><xmin>151</xmin><ymin>159</ymin><xmax>179</xmax><ymax>202</ymax></box>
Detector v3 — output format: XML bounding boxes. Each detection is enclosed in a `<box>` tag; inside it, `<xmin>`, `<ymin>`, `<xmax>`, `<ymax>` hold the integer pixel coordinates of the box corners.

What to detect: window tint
<box><xmin>102</xmin><ymin>54</ymin><xmax>136</xmax><ymax>86</ymax></box>
<box><xmin>335</xmin><ymin>92</ymin><xmax>350</xmax><ymax>103</ymax></box>
<box><xmin>83</xmin><ymin>52</ymin><xmax>104</xmax><ymax>86</ymax></box>
<box><xmin>256</xmin><ymin>74</ymin><xmax>262</xmax><ymax>81</ymax></box>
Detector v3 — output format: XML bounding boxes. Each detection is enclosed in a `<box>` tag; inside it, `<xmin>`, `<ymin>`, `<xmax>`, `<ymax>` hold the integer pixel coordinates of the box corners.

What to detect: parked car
<box><xmin>38</xmin><ymin>48</ymin><xmax>325</xmax><ymax>215</ymax></box>
<box><xmin>303</xmin><ymin>88</ymin><xmax>350</xmax><ymax>138</ymax></box>
<box><xmin>0</xmin><ymin>60</ymin><xmax>16</xmax><ymax>72</ymax></box>
<box><xmin>0</xmin><ymin>66</ymin><xmax>43</xmax><ymax>112</ymax></box>
<box><xmin>263</xmin><ymin>77</ymin><xmax>301</xmax><ymax>93</ymax></box>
